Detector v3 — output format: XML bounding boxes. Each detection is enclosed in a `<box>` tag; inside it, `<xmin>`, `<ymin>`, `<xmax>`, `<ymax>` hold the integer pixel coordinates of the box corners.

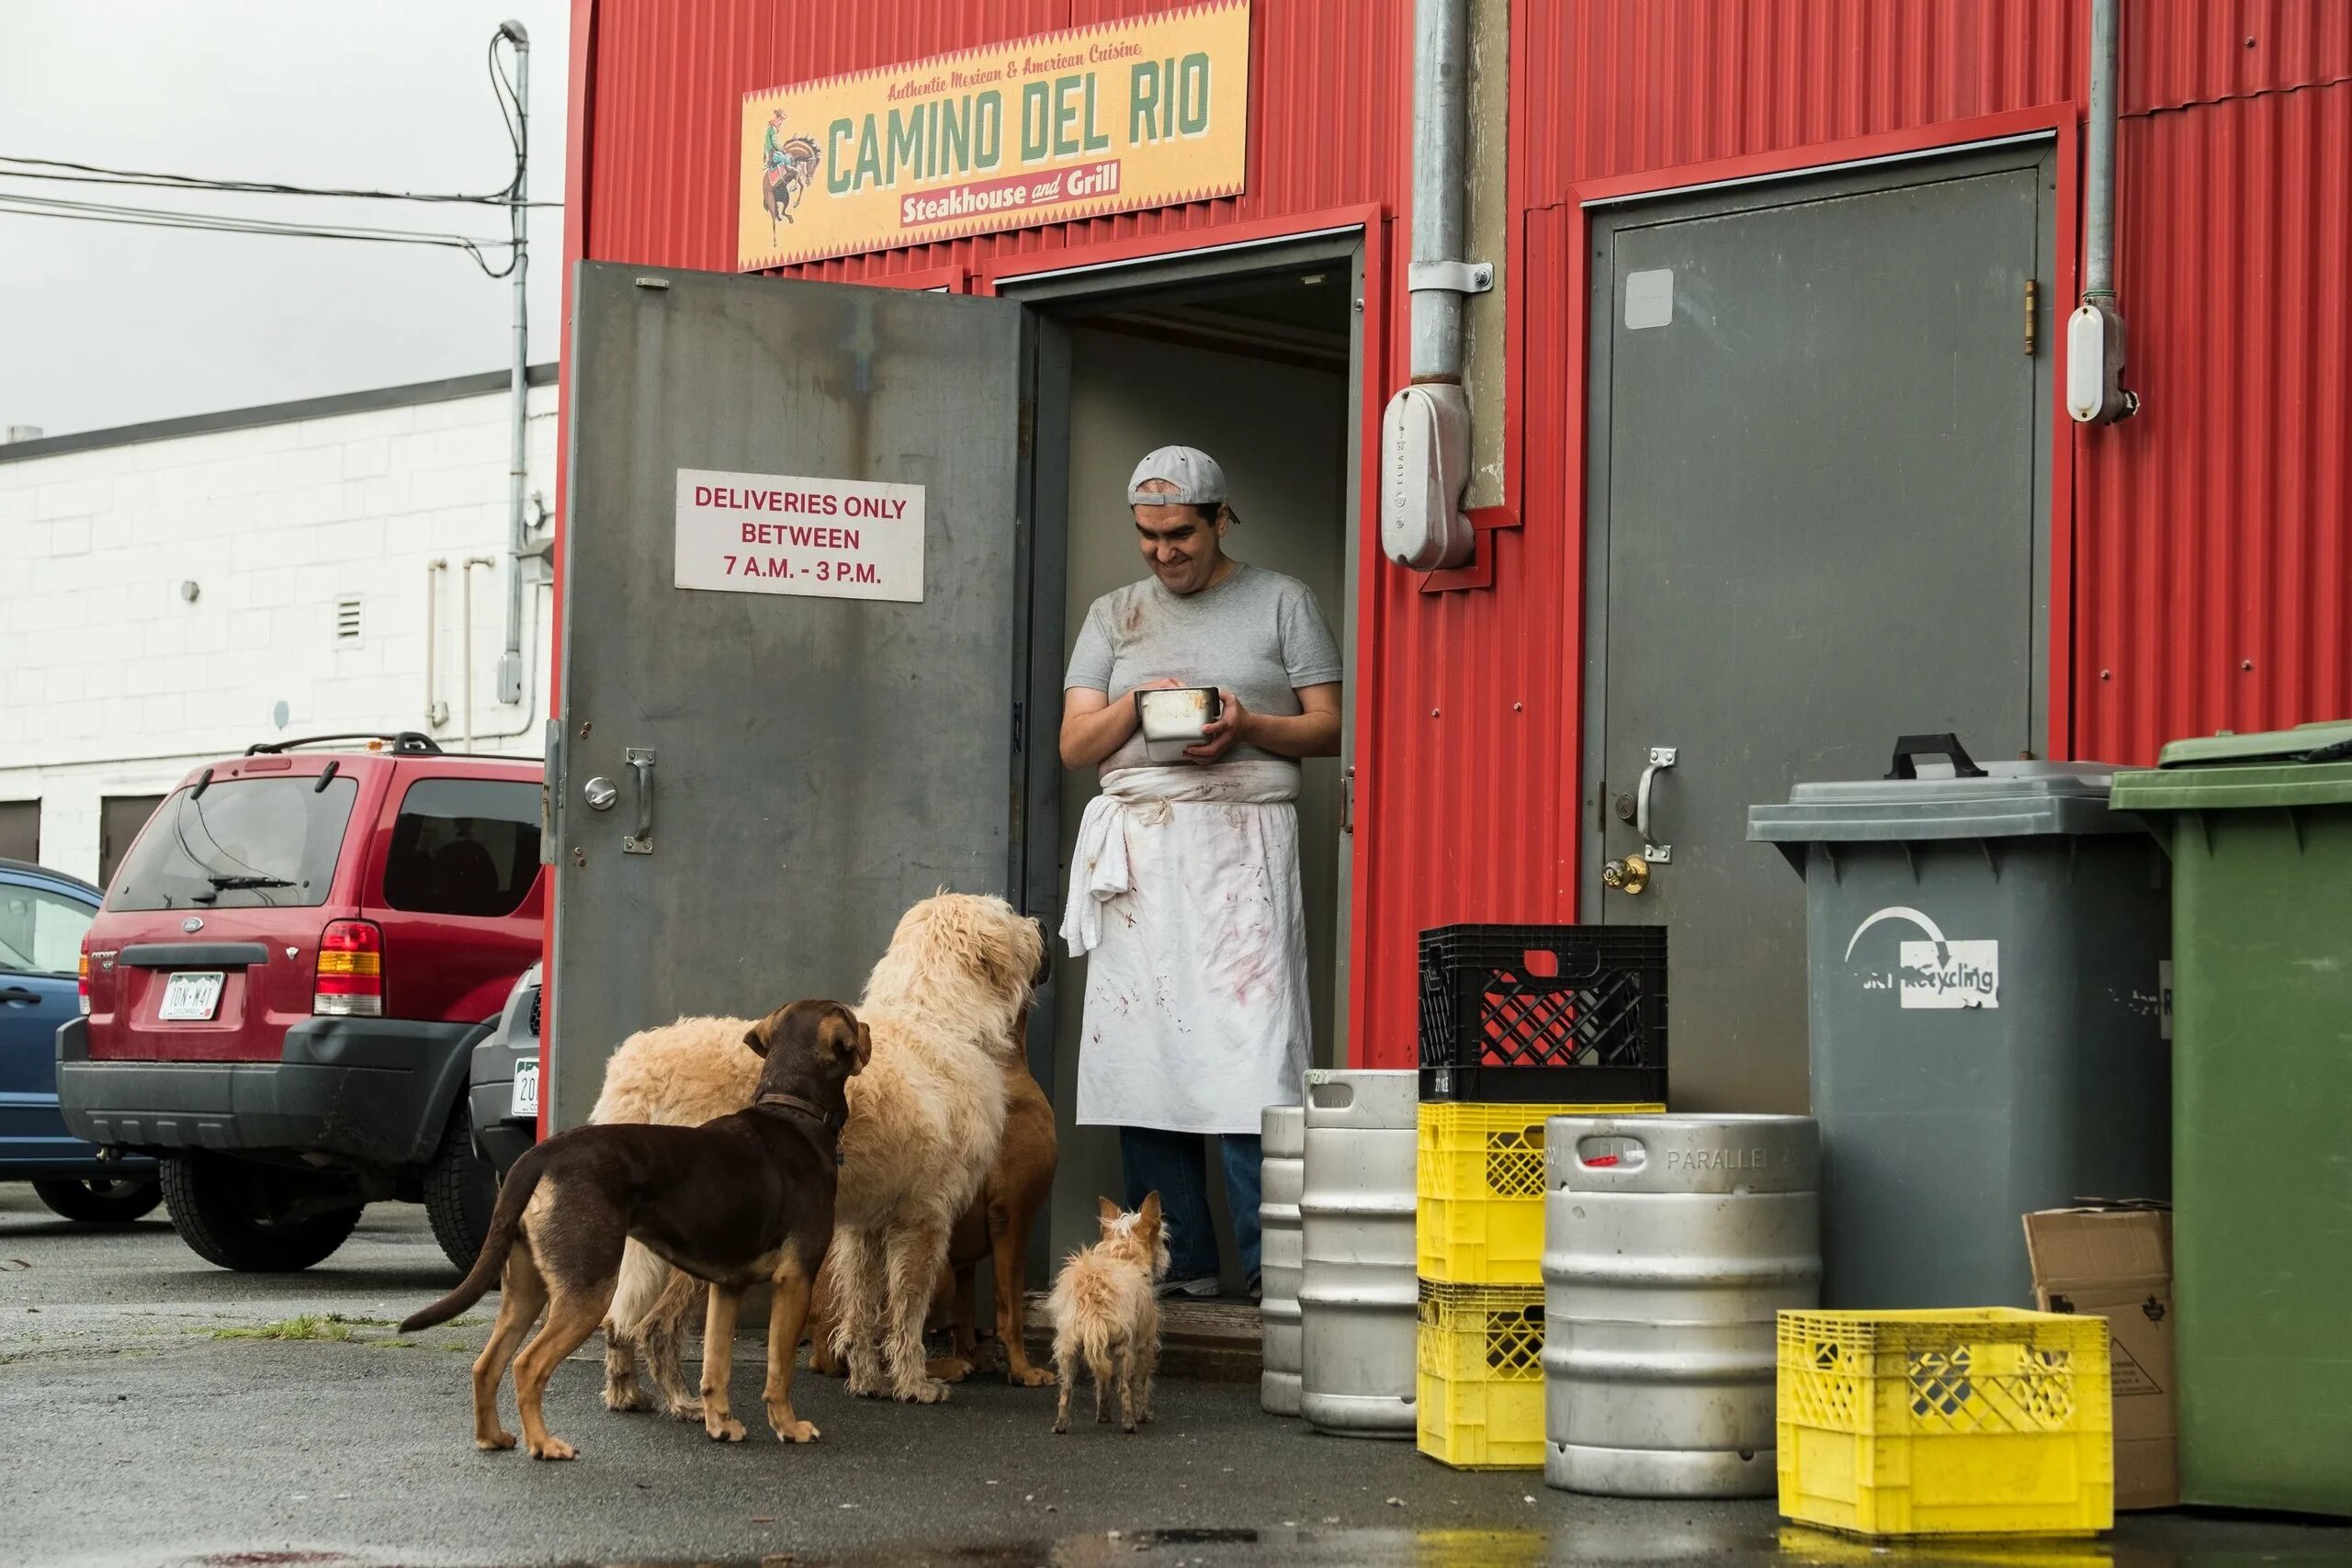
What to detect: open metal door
<box><xmin>548</xmin><ymin>263</ymin><xmax>1031</xmax><ymax>1128</ymax></box>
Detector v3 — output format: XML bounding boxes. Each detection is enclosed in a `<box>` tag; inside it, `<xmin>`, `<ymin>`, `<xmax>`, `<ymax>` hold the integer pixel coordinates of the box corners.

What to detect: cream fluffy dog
<box><xmin>592</xmin><ymin>892</ymin><xmax>1046</xmax><ymax>1409</ymax></box>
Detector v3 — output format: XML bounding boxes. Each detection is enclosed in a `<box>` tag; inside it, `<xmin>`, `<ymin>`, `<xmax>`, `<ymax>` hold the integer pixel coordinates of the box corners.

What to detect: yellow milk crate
<box><xmin>1416</xmin><ymin>1100</ymin><xmax>1664</xmax><ymax>1284</ymax></box>
<box><xmin>1416</xmin><ymin>1280</ymin><xmax>1546</xmax><ymax>1470</ymax></box>
<box><xmin>1777</xmin><ymin>1308</ymin><xmax>2114</xmax><ymax>1540</ymax></box>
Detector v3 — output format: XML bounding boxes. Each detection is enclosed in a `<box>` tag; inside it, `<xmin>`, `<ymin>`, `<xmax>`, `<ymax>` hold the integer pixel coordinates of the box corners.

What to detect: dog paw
<box><xmin>705</xmin><ymin>1416</ymin><xmax>747</xmax><ymax>1443</ymax></box>
<box><xmin>899</xmin><ymin>1377</ymin><xmax>952</xmax><ymax>1405</ymax></box>
<box><xmin>1124</xmin><ymin>1421</ymin><xmax>1137</xmax><ymax>1434</ymax></box>
<box><xmin>925</xmin><ymin>1356</ymin><xmax>973</xmax><ymax>1383</ymax></box>
<box><xmin>476</xmin><ymin>1428</ymin><xmax>518</xmax><ymax>1451</ymax></box>
<box><xmin>527</xmin><ymin>1437</ymin><xmax>578</xmax><ymax>1461</ymax></box>
<box><xmin>603</xmin><ymin>1383</ymin><xmax>652</xmax><ymax>1414</ymax></box>
<box><xmin>771</xmin><ymin>1417</ymin><xmax>820</xmax><ymax>1444</ymax></box>
<box><xmin>1051</xmin><ymin>1418</ymin><xmax>1069</xmax><ymax>1435</ymax></box>
<box><xmin>1012</xmin><ymin>1365</ymin><xmax>1057</xmax><ymax>1388</ymax></box>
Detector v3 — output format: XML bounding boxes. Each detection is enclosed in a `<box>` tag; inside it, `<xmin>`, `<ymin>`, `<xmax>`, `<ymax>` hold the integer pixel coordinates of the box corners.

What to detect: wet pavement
<box><xmin>6</xmin><ymin>1188</ymin><xmax>2347</xmax><ymax>1568</ymax></box>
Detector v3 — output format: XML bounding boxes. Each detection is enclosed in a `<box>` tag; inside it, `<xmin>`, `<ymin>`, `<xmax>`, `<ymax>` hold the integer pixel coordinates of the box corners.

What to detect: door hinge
<box><xmin>2024</xmin><ymin>279</ymin><xmax>2038</xmax><ymax>357</ymax></box>
<box><xmin>1012</xmin><ymin>700</ymin><xmax>1025</xmax><ymax>755</ymax></box>
<box><xmin>1341</xmin><ymin>765</ymin><xmax>1355</xmax><ymax>835</ymax></box>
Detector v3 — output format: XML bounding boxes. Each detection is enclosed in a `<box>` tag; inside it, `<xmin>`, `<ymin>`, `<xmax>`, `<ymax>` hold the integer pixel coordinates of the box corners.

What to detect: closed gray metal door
<box><xmin>1586</xmin><ymin>150</ymin><xmax>2052</xmax><ymax>1114</ymax></box>
<box><xmin>549</xmin><ymin>264</ymin><xmax>1029</xmax><ymax>1127</ymax></box>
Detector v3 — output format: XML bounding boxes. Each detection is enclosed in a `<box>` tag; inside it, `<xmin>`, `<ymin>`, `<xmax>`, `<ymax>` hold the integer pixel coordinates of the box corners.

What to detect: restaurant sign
<box><xmin>739</xmin><ymin>0</ymin><xmax>1250</xmax><ymax>271</ymax></box>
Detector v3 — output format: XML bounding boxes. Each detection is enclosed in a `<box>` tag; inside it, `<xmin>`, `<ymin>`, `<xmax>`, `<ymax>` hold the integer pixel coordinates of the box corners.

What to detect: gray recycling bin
<box><xmin>1747</xmin><ymin>734</ymin><xmax>2170</xmax><ymax>1310</ymax></box>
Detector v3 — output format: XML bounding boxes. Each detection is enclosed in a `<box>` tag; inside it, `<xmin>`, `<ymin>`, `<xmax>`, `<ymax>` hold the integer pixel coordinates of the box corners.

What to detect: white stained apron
<box><xmin>1061</xmin><ymin>761</ymin><xmax>1311</xmax><ymax>1135</ymax></box>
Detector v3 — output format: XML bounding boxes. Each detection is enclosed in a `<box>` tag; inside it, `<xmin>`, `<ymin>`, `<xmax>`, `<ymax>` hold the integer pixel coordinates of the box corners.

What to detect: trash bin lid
<box><xmin>1748</xmin><ymin>761</ymin><xmax>2139</xmax><ymax>844</ymax></box>
<box><xmin>2110</xmin><ymin>719</ymin><xmax>2352</xmax><ymax>813</ymax></box>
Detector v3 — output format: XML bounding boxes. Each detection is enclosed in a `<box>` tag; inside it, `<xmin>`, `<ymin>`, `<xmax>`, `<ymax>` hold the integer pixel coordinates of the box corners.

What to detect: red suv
<box><xmin>57</xmin><ymin>734</ymin><xmax>545</xmax><ymax>1272</ymax></box>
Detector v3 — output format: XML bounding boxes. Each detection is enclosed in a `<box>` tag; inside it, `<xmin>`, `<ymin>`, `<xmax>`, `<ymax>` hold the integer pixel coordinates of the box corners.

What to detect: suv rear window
<box><xmin>107</xmin><ymin>777</ymin><xmax>359</xmax><ymax>911</ymax></box>
<box><xmin>382</xmin><ymin>779</ymin><xmax>541</xmax><ymax>918</ymax></box>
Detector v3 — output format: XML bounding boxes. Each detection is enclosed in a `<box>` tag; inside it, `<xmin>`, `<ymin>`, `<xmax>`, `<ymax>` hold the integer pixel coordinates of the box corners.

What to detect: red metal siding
<box><xmin>2077</xmin><ymin>78</ymin><xmax>2352</xmax><ymax>760</ymax></box>
<box><xmin>1352</xmin><ymin>205</ymin><xmax>1589</xmax><ymax>1055</ymax></box>
<box><xmin>1522</xmin><ymin>0</ymin><xmax>2083</xmax><ymax>197</ymax></box>
<box><xmin>571</xmin><ymin>1</ymin><xmax>2352</xmax><ymax>1075</ymax></box>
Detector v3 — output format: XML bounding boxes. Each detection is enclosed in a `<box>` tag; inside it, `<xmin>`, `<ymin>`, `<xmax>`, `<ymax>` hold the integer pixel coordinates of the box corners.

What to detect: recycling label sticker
<box><xmin>1848</xmin><ymin>907</ymin><xmax>2000</xmax><ymax>1010</ymax></box>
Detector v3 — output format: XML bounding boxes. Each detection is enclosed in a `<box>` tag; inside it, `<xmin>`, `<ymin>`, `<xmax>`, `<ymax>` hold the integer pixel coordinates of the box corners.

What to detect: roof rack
<box><xmin>245</xmin><ymin>732</ymin><xmax>446</xmax><ymax>757</ymax></box>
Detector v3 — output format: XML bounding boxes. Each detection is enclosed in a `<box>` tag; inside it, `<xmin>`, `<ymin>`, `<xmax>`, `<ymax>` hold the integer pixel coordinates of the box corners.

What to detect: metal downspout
<box><xmin>2067</xmin><ymin>0</ymin><xmax>2138</xmax><ymax>423</ymax></box>
<box><xmin>498</xmin><ymin>21</ymin><xmax>532</xmax><ymax>703</ymax></box>
<box><xmin>1409</xmin><ymin>0</ymin><xmax>1470</xmax><ymax>383</ymax></box>
<box><xmin>2082</xmin><ymin>0</ymin><xmax>2118</xmax><ymax>306</ymax></box>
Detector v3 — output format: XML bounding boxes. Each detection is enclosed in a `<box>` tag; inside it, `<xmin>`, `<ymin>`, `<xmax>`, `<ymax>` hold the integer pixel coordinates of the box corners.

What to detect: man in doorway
<box><xmin>1059</xmin><ymin>446</ymin><xmax>1343</xmax><ymax>1298</ymax></box>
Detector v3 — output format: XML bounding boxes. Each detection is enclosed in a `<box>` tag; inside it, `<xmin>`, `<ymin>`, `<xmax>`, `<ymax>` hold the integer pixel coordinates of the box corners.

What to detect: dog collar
<box><xmin>755</xmin><ymin>1090</ymin><xmax>842</xmax><ymax>1134</ymax></box>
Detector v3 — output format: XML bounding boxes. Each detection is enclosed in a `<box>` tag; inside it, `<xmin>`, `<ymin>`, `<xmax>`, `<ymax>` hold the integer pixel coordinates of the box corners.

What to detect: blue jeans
<box><xmin>1118</xmin><ymin>1126</ymin><xmax>1262</xmax><ymax>1284</ymax></box>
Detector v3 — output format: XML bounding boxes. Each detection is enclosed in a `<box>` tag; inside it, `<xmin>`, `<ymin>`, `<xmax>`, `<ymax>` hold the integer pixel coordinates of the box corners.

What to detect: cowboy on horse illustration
<box><xmin>763</xmin><ymin>108</ymin><xmax>821</xmax><ymax>237</ymax></box>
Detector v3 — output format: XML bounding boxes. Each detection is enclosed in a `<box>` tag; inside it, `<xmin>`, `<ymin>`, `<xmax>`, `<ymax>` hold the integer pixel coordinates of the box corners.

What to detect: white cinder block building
<box><xmin>0</xmin><ymin>367</ymin><xmax>559</xmax><ymax>885</ymax></box>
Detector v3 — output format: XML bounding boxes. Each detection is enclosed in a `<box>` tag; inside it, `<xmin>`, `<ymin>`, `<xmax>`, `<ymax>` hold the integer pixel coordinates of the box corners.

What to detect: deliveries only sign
<box><xmin>673</xmin><ymin>468</ymin><xmax>924</xmax><ymax>604</ymax></box>
<box><xmin>738</xmin><ymin>1</ymin><xmax>1250</xmax><ymax>270</ymax></box>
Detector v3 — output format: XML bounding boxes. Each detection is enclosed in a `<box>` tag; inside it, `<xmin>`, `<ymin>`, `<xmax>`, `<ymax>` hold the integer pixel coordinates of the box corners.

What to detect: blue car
<box><xmin>0</xmin><ymin>859</ymin><xmax>160</xmax><ymax>1223</ymax></box>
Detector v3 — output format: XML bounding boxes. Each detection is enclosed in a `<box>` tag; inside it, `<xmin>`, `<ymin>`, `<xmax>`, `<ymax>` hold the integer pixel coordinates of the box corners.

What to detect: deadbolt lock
<box><xmin>1601</xmin><ymin>854</ymin><xmax>1651</xmax><ymax>896</ymax></box>
<box><xmin>1613</xmin><ymin>793</ymin><xmax>1637</xmax><ymax>823</ymax></box>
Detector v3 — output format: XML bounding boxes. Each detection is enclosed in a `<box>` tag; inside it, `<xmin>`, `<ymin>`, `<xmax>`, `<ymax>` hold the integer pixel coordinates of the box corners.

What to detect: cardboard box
<box><xmin>2023</xmin><ymin>1202</ymin><xmax>2177</xmax><ymax>1511</ymax></box>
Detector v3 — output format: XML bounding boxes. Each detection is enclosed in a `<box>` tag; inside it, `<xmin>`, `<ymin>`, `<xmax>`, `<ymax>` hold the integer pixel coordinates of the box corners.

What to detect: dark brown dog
<box><xmin>806</xmin><ymin>1019</ymin><xmax>1058</xmax><ymax>1386</ymax></box>
<box><xmin>401</xmin><ymin>998</ymin><xmax>869</xmax><ymax>1460</ymax></box>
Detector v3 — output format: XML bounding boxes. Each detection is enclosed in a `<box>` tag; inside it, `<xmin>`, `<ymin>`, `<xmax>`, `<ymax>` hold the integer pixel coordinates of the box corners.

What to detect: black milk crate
<box><xmin>1417</xmin><ymin>923</ymin><xmax>1668</xmax><ymax>1104</ymax></box>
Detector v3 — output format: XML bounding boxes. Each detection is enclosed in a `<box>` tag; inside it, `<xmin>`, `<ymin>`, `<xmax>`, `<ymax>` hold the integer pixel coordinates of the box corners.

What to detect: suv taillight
<box><xmin>78</xmin><ymin>939</ymin><xmax>91</xmax><ymax>1016</ymax></box>
<box><xmin>315</xmin><ymin>919</ymin><xmax>384</xmax><ymax>1018</ymax></box>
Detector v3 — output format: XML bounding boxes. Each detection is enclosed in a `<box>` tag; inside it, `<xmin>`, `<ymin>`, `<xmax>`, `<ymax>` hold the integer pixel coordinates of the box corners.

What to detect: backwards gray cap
<box><xmin>1127</xmin><ymin>446</ymin><xmax>1229</xmax><ymax>509</ymax></box>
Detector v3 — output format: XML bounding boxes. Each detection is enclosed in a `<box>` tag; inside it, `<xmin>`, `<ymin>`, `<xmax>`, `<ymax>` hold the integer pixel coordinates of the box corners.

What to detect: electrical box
<box><xmin>1381</xmin><ymin>382</ymin><xmax>1475</xmax><ymax>571</ymax></box>
<box><xmin>2065</xmin><ymin>300</ymin><xmax>2135</xmax><ymax>424</ymax></box>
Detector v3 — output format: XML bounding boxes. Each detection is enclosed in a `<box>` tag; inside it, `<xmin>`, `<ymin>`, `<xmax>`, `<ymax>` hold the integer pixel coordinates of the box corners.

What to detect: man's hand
<box><xmin>1184</xmin><ymin>690</ymin><xmax>1249</xmax><ymax>761</ymax></box>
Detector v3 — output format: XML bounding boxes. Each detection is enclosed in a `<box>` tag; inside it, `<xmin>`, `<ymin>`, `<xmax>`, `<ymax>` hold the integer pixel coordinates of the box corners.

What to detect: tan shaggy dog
<box><xmin>594</xmin><ymin>892</ymin><xmax>1046</xmax><ymax>1410</ymax></box>
<box><xmin>1048</xmin><ymin>1194</ymin><xmax>1170</xmax><ymax>1434</ymax></box>
<box><xmin>807</xmin><ymin>1014</ymin><xmax>1057</xmax><ymax>1388</ymax></box>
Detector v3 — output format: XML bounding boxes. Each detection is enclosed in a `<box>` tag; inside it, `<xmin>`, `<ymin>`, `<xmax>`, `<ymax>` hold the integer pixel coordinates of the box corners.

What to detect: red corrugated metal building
<box><xmin>552</xmin><ymin>0</ymin><xmax>2350</xmax><ymax>1090</ymax></box>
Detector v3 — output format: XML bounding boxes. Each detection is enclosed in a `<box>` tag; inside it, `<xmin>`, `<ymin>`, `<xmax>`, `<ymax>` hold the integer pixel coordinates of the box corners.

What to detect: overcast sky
<box><xmin>0</xmin><ymin>0</ymin><xmax>570</xmax><ymax>438</ymax></box>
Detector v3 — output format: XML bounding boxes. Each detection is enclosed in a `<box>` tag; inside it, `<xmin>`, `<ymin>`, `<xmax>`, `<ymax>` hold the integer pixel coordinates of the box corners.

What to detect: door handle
<box><xmin>1635</xmin><ymin>746</ymin><xmax>1677</xmax><ymax>863</ymax></box>
<box><xmin>0</xmin><ymin>985</ymin><xmax>40</xmax><ymax>1005</ymax></box>
<box><xmin>1601</xmin><ymin>855</ymin><xmax>1651</xmax><ymax>896</ymax></box>
<box><xmin>623</xmin><ymin>748</ymin><xmax>654</xmax><ymax>855</ymax></box>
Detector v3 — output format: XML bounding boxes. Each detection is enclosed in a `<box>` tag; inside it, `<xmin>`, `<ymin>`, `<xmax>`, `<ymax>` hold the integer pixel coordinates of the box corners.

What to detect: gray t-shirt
<box><xmin>1064</xmin><ymin>562</ymin><xmax>1342</xmax><ymax>776</ymax></box>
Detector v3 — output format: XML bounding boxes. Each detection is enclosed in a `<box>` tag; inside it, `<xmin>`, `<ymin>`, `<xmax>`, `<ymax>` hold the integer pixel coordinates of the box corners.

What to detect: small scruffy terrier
<box><xmin>1047</xmin><ymin>1193</ymin><xmax>1170</xmax><ymax>1433</ymax></box>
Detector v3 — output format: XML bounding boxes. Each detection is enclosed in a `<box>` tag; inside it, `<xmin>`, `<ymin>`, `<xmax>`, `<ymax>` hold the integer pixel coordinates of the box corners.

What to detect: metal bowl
<box><xmin>1136</xmin><ymin>686</ymin><xmax>1221</xmax><ymax>761</ymax></box>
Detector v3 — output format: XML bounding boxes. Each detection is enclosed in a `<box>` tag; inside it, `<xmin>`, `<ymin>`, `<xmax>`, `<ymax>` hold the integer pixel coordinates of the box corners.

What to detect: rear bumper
<box><xmin>466</xmin><ymin>1032</ymin><xmax>538</xmax><ymax>1175</ymax></box>
<box><xmin>0</xmin><ymin>1151</ymin><xmax>157</xmax><ymax>1181</ymax></box>
<box><xmin>56</xmin><ymin>1016</ymin><xmax>484</xmax><ymax>1169</ymax></box>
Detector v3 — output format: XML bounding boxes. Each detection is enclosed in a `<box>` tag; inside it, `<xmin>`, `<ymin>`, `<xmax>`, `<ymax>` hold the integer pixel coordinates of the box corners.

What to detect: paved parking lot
<box><xmin>5</xmin><ymin>1186</ymin><xmax>2348</xmax><ymax>1568</ymax></box>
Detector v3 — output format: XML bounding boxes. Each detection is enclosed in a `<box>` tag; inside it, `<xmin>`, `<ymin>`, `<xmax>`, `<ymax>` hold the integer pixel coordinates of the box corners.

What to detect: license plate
<box><xmin>510</xmin><ymin>1058</ymin><xmax>540</xmax><ymax>1119</ymax></box>
<box><xmin>159</xmin><ymin>972</ymin><xmax>224</xmax><ymax>1021</ymax></box>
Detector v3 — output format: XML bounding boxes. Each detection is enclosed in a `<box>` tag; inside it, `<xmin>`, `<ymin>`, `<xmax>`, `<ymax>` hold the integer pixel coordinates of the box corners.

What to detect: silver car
<box><xmin>467</xmin><ymin>962</ymin><xmax>541</xmax><ymax>1175</ymax></box>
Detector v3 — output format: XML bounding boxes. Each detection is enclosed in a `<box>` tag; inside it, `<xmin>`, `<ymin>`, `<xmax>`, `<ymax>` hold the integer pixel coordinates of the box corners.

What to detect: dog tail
<box><xmin>401</xmin><ymin>1141</ymin><xmax>548</xmax><ymax>1333</ymax></box>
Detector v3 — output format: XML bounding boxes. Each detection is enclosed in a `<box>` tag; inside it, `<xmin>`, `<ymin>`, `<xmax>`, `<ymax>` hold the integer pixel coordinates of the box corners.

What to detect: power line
<box><xmin>0</xmin><ymin>28</ymin><xmax>536</xmax><ymax>309</ymax></box>
<box><xmin>0</xmin><ymin>152</ymin><xmax>558</xmax><ymax>208</ymax></box>
<box><xmin>0</xmin><ymin>191</ymin><xmax>519</xmax><ymax>276</ymax></box>
<box><xmin>0</xmin><ymin>162</ymin><xmax>561</xmax><ymax>209</ymax></box>
<box><xmin>0</xmin><ymin>189</ymin><xmax>505</xmax><ymax>243</ymax></box>
<box><xmin>0</xmin><ymin>31</ymin><xmax>551</xmax><ymax>215</ymax></box>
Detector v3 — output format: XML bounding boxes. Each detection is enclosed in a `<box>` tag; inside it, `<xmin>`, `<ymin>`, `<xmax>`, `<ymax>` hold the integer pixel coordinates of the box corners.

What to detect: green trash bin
<box><xmin>2111</xmin><ymin>720</ymin><xmax>2352</xmax><ymax>1518</ymax></box>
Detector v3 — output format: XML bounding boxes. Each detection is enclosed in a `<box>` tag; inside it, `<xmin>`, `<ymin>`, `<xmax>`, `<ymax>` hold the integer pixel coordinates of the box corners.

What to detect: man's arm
<box><xmin>1187</xmin><ymin>683</ymin><xmax>1341</xmax><ymax>761</ymax></box>
<box><xmin>1061</xmin><ymin>679</ymin><xmax>1185</xmax><ymax>769</ymax></box>
<box><xmin>1059</xmin><ymin>688</ymin><xmax>1132</xmax><ymax>769</ymax></box>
